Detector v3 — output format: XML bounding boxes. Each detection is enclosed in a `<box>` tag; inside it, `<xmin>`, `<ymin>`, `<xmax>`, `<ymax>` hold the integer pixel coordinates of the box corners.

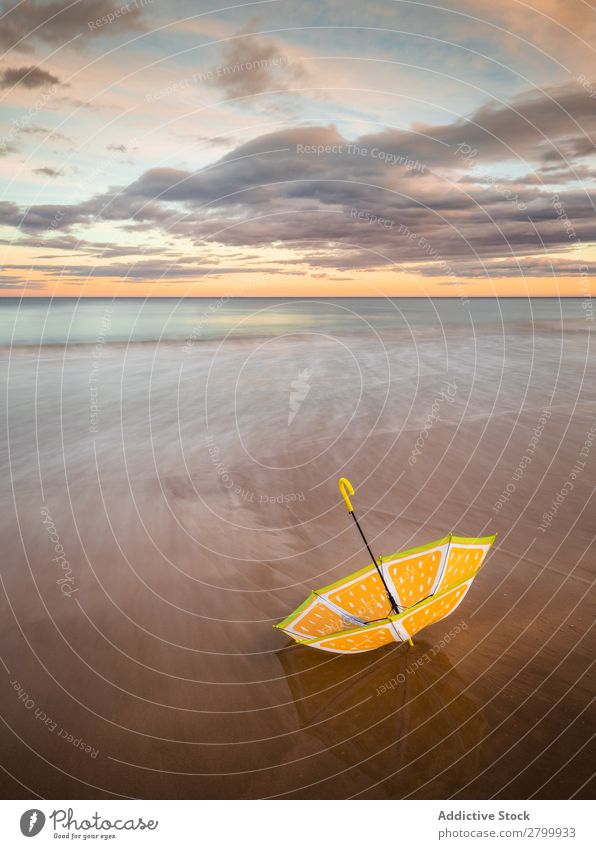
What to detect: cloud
<box><xmin>0</xmin><ymin>123</ymin><xmax>70</xmax><ymax>159</ymax></box>
<box><xmin>0</xmin><ymin>201</ymin><xmax>22</xmax><ymax>226</ymax></box>
<box><xmin>33</xmin><ymin>166</ymin><xmax>64</xmax><ymax>178</ymax></box>
<box><xmin>192</xmin><ymin>135</ymin><xmax>236</xmax><ymax>148</ymax></box>
<box><xmin>358</xmin><ymin>82</ymin><xmax>596</xmax><ymax>169</ymax></box>
<box><xmin>0</xmin><ymin>275</ymin><xmax>25</xmax><ymax>285</ymax></box>
<box><xmin>207</xmin><ymin>29</ymin><xmax>308</xmax><ymax>98</ymax></box>
<box><xmin>0</xmin><ymin>0</ymin><xmax>149</xmax><ymax>50</ymax></box>
<box><xmin>0</xmin><ymin>65</ymin><xmax>62</xmax><ymax>89</ymax></box>
<box><xmin>3</xmin><ymin>84</ymin><xmax>595</xmax><ymax>277</ymax></box>
<box><xmin>106</xmin><ymin>143</ymin><xmax>127</xmax><ymax>153</ymax></box>
<box><xmin>19</xmin><ymin>125</ymin><xmax>69</xmax><ymax>142</ymax></box>
<box><xmin>1</xmin><ymin>261</ymin><xmax>282</xmax><ymax>282</ymax></box>
<box><xmin>0</xmin><ymin>140</ymin><xmax>17</xmax><ymax>156</ymax></box>
<box><xmin>432</xmin><ymin>258</ymin><xmax>596</xmax><ymax>278</ymax></box>
<box><xmin>0</xmin><ymin>277</ymin><xmax>46</xmax><ymax>291</ymax></box>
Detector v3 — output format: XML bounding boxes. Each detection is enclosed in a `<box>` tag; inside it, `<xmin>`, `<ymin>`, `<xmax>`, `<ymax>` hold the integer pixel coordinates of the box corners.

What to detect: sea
<box><xmin>0</xmin><ymin>296</ymin><xmax>591</xmax><ymax>346</ymax></box>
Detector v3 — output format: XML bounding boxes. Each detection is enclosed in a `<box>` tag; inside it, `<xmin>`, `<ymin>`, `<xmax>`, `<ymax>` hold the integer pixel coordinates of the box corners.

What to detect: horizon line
<box><xmin>0</xmin><ymin>295</ymin><xmax>590</xmax><ymax>301</ymax></box>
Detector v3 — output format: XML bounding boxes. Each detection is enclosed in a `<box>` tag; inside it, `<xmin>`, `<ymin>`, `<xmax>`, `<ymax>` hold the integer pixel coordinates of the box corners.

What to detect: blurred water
<box><xmin>0</xmin><ymin>296</ymin><xmax>589</xmax><ymax>346</ymax></box>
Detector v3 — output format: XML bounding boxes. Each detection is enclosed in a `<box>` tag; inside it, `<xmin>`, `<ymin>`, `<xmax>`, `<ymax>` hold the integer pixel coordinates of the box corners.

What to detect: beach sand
<box><xmin>0</xmin><ymin>318</ymin><xmax>594</xmax><ymax>799</ymax></box>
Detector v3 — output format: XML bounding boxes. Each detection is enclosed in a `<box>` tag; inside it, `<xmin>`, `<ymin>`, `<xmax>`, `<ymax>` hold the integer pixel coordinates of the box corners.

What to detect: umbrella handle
<box><xmin>338</xmin><ymin>475</ymin><xmax>405</xmax><ymax>624</ymax></box>
<box><xmin>338</xmin><ymin>476</ymin><xmax>414</xmax><ymax>646</ymax></box>
<box><xmin>338</xmin><ymin>477</ymin><xmax>354</xmax><ymax>513</ymax></box>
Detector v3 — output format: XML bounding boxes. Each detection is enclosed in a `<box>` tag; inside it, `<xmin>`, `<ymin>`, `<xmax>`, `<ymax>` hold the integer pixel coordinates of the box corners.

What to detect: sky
<box><xmin>0</xmin><ymin>0</ymin><xmax>595</xmax><ymax>297</ymax></box>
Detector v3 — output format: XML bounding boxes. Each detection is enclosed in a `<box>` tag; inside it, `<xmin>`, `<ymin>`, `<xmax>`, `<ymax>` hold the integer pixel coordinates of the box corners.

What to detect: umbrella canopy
<box><xmin>275</xmin><ymin>478</ymin><xmax>496</xmax><ymax>654</ymax></box>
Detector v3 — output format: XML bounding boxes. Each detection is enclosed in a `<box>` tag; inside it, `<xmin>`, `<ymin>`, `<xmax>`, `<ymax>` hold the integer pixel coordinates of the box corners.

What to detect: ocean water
<box><xmin>0</xmin><ymin>296</ymin><xmax>590</xmax><ymax>346</ymax></box>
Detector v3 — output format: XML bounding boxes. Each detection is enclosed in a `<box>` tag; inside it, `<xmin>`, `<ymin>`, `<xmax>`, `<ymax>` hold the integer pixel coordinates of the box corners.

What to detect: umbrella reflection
<box><xmin>276</xmin><ymin>635</ymin><xmax>490</xmax><ymax>797</ymax></box>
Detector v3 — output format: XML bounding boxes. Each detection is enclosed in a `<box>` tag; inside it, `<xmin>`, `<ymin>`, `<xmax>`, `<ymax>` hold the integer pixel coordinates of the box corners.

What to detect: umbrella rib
<box><xmin>313</xmin><ymin>591</ymin><xmax>365</xmax><ymax>627</ymax></box>
<box><xmin>350</xmin><ymin>510</ymin><xmax>400</xmax><ymax>615</ymax></box>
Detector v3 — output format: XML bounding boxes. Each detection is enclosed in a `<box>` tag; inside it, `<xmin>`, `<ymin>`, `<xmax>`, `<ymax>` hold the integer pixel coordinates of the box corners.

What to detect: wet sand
<box><xmin>1</xmin><ymin>320</ymin><xmax>594</xmax><ymax>799</ymax></box>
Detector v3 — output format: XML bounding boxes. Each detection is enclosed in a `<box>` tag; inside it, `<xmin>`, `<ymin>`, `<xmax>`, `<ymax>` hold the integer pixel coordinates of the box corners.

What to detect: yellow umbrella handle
<box><xmin>338</xmin><ymin>477</ymin><xmax>354</xmax><ymax>513</ymax></box>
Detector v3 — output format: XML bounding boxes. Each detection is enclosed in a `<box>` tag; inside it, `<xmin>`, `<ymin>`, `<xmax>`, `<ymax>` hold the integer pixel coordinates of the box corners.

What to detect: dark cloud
<box><xmin>0</xmin><ymin>201</ymin><xmax>22</xmax><ymax>226</ymax></box>
<box><xmin>359</xmin><ymin>82</ymin><xmax>596</xmax><ymax>169</ymax></box>
<box><xmin>0</xmin><ymin>140</ymin><xmax>17</xmax><ymax>156</ymax></box>
<box><xmin>19</xmin><ymin>125</ymin><xmax>69</xmax><ymax>142</ymax></box>
<box><xmin>106</xmin><ymin>143</ymin><xmax>127</xmax><ymax>153</ymax></box>
<box><xmin>0</xmin><ymin>234</ymin><xmax>86</xmax><ymax>251</ymax></box>
<box><xmin>195</xmin><ymin>135</ymin><xmax>236</xmax><ymax>147</ymax></box>
<box><xmin>1</xmin><ymin>261</ymin><xmax>282</xmax><ymax>281</ymax></box>
<box><xmin>431</xmin><ymin>258</ymin><xmax>596</xmax><ymax>278</ymax></box>
<box><xmin>207</xmin><ymin>30</ymin><xmax>307</xmax><ymax>98</ymax></box>
<box><xmin>0</xmin><ymin>276</ymin><xmax>46</xmax><ymax>290</ymax></box>
<box><xmin>0</xmin><ymin>0</ymin><xmax>149</xmax><ymax>50</ymax></box>
<box><xmin>33</xmin><ymin>166</ymin><xmax>64</xmax><ymax>178</ymax></box>
<box><xmin>0</xmin><ymin>124</ymin><xmax>70</xmax><ymax>157</ymax></box>
<box><xmin>20</xmin><ymin>125</ymin><xmax>52</xmax><ymax>136</ymax></box>
<box><xmin>0</xmin><ymin>65</ymin><xmax>61</xmax><ymax>89</ymax></box>
<box><xmin>3</xmin><ymin>84</ymin><xmax>595</xmax><ymax>277</ymax></box>
<box><xmin>10</xmin><ymin>194</ymin><xmax>175</xmax><ymax>232</ymax></box>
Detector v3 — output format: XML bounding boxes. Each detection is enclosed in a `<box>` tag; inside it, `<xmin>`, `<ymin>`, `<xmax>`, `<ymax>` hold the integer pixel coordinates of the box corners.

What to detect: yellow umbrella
<box><xmin>275</xmin><ymin>477</ymin><xmax>496</xmax><ymax>654</ymax></box>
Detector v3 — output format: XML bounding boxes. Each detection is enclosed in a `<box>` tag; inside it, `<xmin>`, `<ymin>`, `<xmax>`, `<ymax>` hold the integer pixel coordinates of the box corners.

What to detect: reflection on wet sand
<box><xmin>276</xmin><ymin>638</ymin><xmax>490</xmax><ymax>798</ymax></box>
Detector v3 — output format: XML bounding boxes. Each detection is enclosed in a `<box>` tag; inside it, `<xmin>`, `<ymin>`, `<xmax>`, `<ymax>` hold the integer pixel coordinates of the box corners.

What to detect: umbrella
<box><xmin>275</xmin><ymin>477</ymin><xmax>496</xmax><ymax>654</ymax></box>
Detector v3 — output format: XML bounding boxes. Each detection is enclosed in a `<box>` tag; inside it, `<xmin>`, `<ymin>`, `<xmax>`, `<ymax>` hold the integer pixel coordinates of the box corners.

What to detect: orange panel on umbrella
<box><xmin>384</xmin><ymin>546</ymin><xmax>445</xmax><ymax>609</ymax></box>
<box><xmin>434</xmin><ymin>544</ymin><xmax>487</xmax><ymax>595</ymax></box>
<box><xmin>396</xmin><ymin>582</ymin><xmax>471</xmax><ymax>639</ymax></box>
<box><xmin>303</xmin><ymin>621</ymin><xmax>399</xmax><ymax>654</ymax></box>
<box><xmin>324</xmin><ymin>568</ymin><xmax>392</xmax><ymax>621</ymax></box>
<box><xmin>277</xmin><ymin>594</ymin><xmax>363</xmax><ymax>640</ymax></box>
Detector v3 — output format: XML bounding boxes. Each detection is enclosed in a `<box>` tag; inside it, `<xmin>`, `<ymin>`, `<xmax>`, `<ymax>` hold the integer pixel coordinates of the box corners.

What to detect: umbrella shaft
<box><xmin>350</xmin><ymin>512</ymin><xmax>399</xmax><ymax>614</ymax></box>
